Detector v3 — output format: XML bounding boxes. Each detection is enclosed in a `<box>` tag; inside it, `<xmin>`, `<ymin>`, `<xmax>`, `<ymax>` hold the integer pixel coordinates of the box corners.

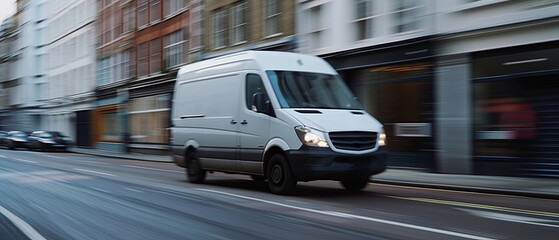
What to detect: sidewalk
<box><xmin>68</xmin><ymin>147</ymin><xmax>559</xmax><ymax>199</ymax></box>
<box><xmin>372</xmin><ymin>169</ymin><xmax>559</xmax><ymax>200</ymax></box>
<box><xmin>69</xmin><ymin>147</ymin><xmax>173</xmax><ymax>163</ymax></box>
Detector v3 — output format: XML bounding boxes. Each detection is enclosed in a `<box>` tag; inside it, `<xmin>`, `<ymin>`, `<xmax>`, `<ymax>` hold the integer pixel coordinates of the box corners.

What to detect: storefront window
<box><xmin>103</xmin><ymin>112</ymin><xmax>119</xmax><ymax>140</ymax></box>
<box><xmin>129</xmin><ymin>94</ymin><xmax>171</xmax><ymax>144</ymax></box>
<box><xmin>472</xmin><ymin>47</ymin><xmax>559</xmax><ymax>176</ymax></box>
<box><xmin>348</xmin><ymin>62</ymin><xmax>434</xmax><ymax>168</ymax></box>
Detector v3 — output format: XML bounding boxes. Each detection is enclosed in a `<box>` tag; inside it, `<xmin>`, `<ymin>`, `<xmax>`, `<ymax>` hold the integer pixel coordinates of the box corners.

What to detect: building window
<box><xmin>163</xmin><ymin>30</ymin><xmax>188</xmax><ymax>69</ymax></box>
<box><xmin>137</xmin><ymin>42</ymin><xmax>149</xmax><ymax>77</ymax></box>
<box><xmin>129</xmin><ymin>94</ymin><xmax>171</xmax><ymax>144</ymax></box>
<box><xmin>231</xmin><ymin>2</ymin><xmax>247</xmax><ymax>45</ymax></box>
<box><xmin>97</xmin><ymin>51</ymin><xmax>132</xmax><ymax>86</ymax></box>
<box><xmin>308</xmin><ymin>5</ymin><xmax>324</xmax><ymax>49</ymax></box>
<box><xmin>138</xmin><ymin>0</ymin><xmax>148</xmax><ymax>27</ymax></box>
<box><xmin>149</xmin><ymin>38</ymin><xmax>162</xmax><ymax>74</ymax></box>
<box><xmin>123</xmin><ymin>7</ymin><xmax>135</xmax><ymax>33</ymax></box>
<box><xmin>164</xmin><ymin>0</ymin><xmax>187</xmax><ymax>17</ymax></box>
<box><xmin>114</xmin><ymin>8</ymin><xmax>123</xmax><ymax>39</ymax></box>
<box><xmin>150</xmin><ymin>0</ymin><xmax>162</xmax><ymax>23</ymax></box>
<box><xmin>354</xmin><ymin>0</ymin><xmax>374</xmax><ymax>40</ymax></box>
<box><xmin>98</xmin><ymin>58</ymin><xmax>110</xmax><ymax>86</ymax></box>
<box><xmin>265</xmin><ymin>0</ymin><xmax>280</xmax><ymax>37</ymax></box>
<box><xmin>96</xmin><ymin>105</ymin><xmax>120</xmax><ymax>142</ymax></box>
<box><xmin>103</xmin><ymin>112</ymin><xmax>119</xmax><ymax>140</ymax></box>
<box><xmin>212</xmin><ymin>9</ymin><xmax>227</xmax><ymax>49</ymax></box>
<box><xmin>392</xmin><ymin>0</ymin><xmax>421</xmax><ymax>34</ymax></box>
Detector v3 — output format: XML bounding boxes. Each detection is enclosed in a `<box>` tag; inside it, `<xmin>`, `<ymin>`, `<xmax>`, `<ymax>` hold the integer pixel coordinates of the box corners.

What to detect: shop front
<box><xmin>325</xmin><ymin>38</ymin><xmax>436</xmax><ymax>170</ymax></box>
<box><xmin>126</xmin><ymin>75</ymin><xmax>174</xmax><ymax>155</ymax></box>
<box><xmin>472</xmin><ymin>42</ymin><xmax>559</xmax><ymax>177</ymax></box>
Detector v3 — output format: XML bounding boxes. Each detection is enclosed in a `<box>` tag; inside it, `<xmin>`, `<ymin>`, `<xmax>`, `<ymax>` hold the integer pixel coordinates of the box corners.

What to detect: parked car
<box><xmin>28</xmin><ymin>131</ymin><xmax>70</xmax><ymax>151</ymax></box>
<box><xmin>0</xmin><ymin>131</ymin><xmax>7</xmax><ymax>147</ymax></box>
<box><xmin>5</xmin><ymin>131</ymin><xmax>30</xmax><ymax>150</ymax></box>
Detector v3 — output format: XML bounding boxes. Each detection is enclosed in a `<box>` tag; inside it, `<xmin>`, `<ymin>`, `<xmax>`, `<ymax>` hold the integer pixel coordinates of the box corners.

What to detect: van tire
<box><xmin>340</xmin><ymin>177</ymin><xmax>369</xmax><ymax>191</ymax></box>
<box><xmin>186</xmin><ymin>151</ymin><xmax>206</xmax><ymax>184</ymax></box>
<box><xmin>267</xmin><ymin>153</ymin><xmax>296</xmax><ymax>195</ymax></box>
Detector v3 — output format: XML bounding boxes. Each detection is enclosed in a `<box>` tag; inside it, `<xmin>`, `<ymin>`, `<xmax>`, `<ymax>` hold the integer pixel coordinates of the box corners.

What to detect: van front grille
<box><xmin>328</xmin><ymin>131</ymin><xmax>378</xmax><ymax>151</ymax></box>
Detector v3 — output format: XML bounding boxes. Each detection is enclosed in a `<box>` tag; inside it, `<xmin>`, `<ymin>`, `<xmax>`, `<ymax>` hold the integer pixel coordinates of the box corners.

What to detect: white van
<box><xmin>171</xmin><ymin>51</ymin><xmax>387</xmax><ymax>194</ymax></box>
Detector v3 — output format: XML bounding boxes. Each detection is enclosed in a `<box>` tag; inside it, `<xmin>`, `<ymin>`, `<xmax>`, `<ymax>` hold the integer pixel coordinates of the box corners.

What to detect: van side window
<box><xmin>246</xmin><ymin>74</ymin><xmax>269</xmax><ymax>112</ymax></box>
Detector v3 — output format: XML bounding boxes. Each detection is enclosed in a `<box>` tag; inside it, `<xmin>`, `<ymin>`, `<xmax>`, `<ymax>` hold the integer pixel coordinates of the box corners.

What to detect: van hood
<box><xmin>284</xmin><ymin>109</ymin><xmax>383</xmax><ymax>132</ymax></box>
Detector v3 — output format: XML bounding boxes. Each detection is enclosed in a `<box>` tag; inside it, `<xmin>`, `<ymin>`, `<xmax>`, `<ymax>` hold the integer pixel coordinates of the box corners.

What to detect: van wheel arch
<box><xmin>263</xmin><ymin>146</ymin><xmax>286</xmax><ymax>178</ymax></box>
<box><xmin>264</xmin><ymin>147</ymin><xmax>296</xmax><ymax>195</ymax></box>
<box><xmin>185</xmin><ymin>147</ymin><xmax>206</xmax><ymax>183</ymax></box>
<box><xmin>184</xmin><ymin>146</ymin><xmax>197</xmax><ymax>166</ymax></box>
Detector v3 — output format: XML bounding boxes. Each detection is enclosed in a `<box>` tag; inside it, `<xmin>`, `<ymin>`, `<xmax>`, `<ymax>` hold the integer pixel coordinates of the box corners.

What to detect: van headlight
<box><xmin>295</xmin><ymin>126</ymin><xmax>329</xmax><ymax>148</ymax></box>
<box><xmin>378</xmin><ymin>129</ymin><xmax>386</xmax><ymax>147</ymax></box>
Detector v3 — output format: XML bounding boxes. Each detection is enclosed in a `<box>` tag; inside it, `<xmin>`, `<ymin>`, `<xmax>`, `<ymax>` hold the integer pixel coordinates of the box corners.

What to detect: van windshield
<box><xmin>266</xmin><ymin>71</ymin><xmax>363</xmax><ymax>110</ymax></box>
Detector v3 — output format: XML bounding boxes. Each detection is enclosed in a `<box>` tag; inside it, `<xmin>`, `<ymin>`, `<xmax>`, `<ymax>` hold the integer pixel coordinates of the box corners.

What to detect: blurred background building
<box><xmin>44</xmin><ymin>0</ymin><xmax>97</xmax><ymax>146</ymax></box>
<box><xmin>203</xmin><ymin>0</ymin><xmax>296</xmax><ymax>58</ymax></box>
<box><xmin>0</xmin><ymin>0</ymin><xmax>558</xmax><ymax>177</ymax></box>
<box><xmin>0</xmin><ymin>0</ymin><xmax>45</xmax><ymax>132</ymax></box>
<box><xmin>0</xmin><ymin>16</ymin><xmax>17</xmax><ymax>130</ymax></box>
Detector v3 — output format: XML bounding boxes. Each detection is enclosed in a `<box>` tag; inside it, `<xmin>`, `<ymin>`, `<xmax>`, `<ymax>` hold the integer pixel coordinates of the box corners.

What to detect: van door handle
<box><xmin>230</xmin><ymin>120</ymin><xmax>237</xmax><ymax>124</ymax></box>
<box><xmin>240</xmin><ymin>120</ymin><xmax>248</xmax><ymax>125</ymax></box>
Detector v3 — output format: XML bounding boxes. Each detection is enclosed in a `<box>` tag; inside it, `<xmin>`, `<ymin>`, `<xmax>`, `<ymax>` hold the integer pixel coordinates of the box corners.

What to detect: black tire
<box><xmin>186</xmin><ymin>151</ymin><xmax>206</xmax><ymax>184</ymax></box>
<box><xmin>266</xmin><ymin>154</ymin><xmax>296</xmax><ymax>195</ymax></box>
<box><xmin>340</xmin><ymin>177</ymin><xmax>370</xmax><ymax>191</ymax></box>
<box><xmin>8</xmin><ymin>142</ymin><xmax>14</xmax><ymax>150</ymax></box>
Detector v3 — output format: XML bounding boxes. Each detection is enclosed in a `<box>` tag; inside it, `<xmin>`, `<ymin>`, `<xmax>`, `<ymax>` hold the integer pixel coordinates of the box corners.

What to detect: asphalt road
<box><xmin>0</xmin><ymin>149</ymin><xmax>558</xmax><ymax>240</ymax></box>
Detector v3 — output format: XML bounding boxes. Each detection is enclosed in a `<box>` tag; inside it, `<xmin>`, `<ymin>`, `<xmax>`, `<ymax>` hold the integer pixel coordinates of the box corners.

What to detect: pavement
<box><xmin>68</xmin><ymin>147</ymin><xmax>559</xmax><ymax>200</ymax></box>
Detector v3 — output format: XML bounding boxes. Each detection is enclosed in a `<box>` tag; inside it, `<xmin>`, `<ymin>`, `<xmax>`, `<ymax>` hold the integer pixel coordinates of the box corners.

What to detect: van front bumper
<box><xmin>285</xmin><ymin>147</ymin><xmax>387</xmax><ymax>181</ymax></box>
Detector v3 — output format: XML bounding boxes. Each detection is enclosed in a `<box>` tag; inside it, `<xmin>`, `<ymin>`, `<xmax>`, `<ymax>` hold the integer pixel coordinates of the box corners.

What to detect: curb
<box><xmin>371</xmin><ymin>179</ymin><xmax>559</xmax><ymax>200</ymax></box>
<box><xmin>68</xmin><ymin>148</ymin><xmax>173</xmax><ymax>163</ymax></box>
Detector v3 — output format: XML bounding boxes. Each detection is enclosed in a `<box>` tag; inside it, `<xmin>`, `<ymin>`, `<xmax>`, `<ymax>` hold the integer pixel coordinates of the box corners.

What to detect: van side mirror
<box><xmin>252</xmin><ymin>92</ymin><xmax>272</xmax><ymax>115</ymax></box>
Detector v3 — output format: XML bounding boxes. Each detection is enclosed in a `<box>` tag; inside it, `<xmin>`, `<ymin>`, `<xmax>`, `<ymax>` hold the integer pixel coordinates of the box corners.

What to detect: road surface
<box><xmin>0</xmin><ymin>149</ymin><xmax>558</xmax><ymax>239</ymax></box>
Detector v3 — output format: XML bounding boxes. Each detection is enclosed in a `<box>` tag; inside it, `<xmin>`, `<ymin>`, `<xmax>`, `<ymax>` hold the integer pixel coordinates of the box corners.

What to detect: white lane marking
<box><xmin>123</xmin><ymin>165</ymin><xmax>183</xmax><ymax>173</ymax></box>
<box><xmin>458</xmin><ymin>208</ymin><xmax>559</xmax><ymax>229</ymax></box>
<box><xmin>26</xmin><ymin>152</ymin><xmax>64</xmax><ymax>159</ymax></box>
<box><xmin>125</xmin><ymin>187</ymin><xmax>145</xmax><ymax>193</ymax></box>
<box><xmin>90</xmin><ymin>187</ymin><xmax>111</xmax><ymax>193</ymax></box>
<box><xmin>75</xmin><ymin>168</ymin><xmax>116</xmax><ymax>177</ymax></box>
<box><xmin>45</xmin><ymin>155</ymin><xmax>64</xmax><ymax>159</ymax></box>
<box><xmin>13</xmin><ymin>158</ymin><xmax>38</xmax><ymax>164</ymax></box>
<box><xmin>0</xmin><ymin>204</ymin><xmax>47</xmax><ymax>240</ymax></box>
<box><xmin>196</xmin><ymin>188</ymin><xmax>495</xmax><ymax>240</ymax></box>
<box><xmin>0</xmin><ymin>154</ymin><xmax>6</xmax><ymax>158</ymax></box>
<box><xmin>0</xmin><ymin>171</ymin><xmax>63</xmax><ymax>179</ymax></box>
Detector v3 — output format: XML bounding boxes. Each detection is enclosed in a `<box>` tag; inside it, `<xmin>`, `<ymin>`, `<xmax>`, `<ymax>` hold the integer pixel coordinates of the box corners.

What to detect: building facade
<box><xmin>0</xmin><ymin>17</ymin><xmax>17</xmax><ymax>130</ymax></box>
<box><xmin>0</xmin><ymin>0</ymin><xmax>47</xmax><ymax>132</ymax></box>
<box><xmin>43</xmin><ymin>0</ymin><xmax>97</xmax><ymax>144</ymax></box>
<box><xmin>95</xmin><ymin>0</ymin><xmax>138</xmax><ymax>152</ymax></box>
<box><xmin>203</xmin><ymin>0</ymin><xmax>296</xmax><ymax>58</ymax></box>
<box><xmin>95</xmin><ymin>0</ymin><xmax>203</xmax><ymax>154</ymax></box>
<box><xmin>297</xmin><ymin>0</ymin><xmax>559</xmax><ymax>177</ymax></box>
<box><xmin>129</xmin><ymin>0</ymin><xmax>203</xmax><ymax>154</ymax></box>
<box><xmin>435</xmin><ymin>0</ymin><xmax>559</xmax><ymax>177</ymax></box>
<box><xmin>297</xmin><ymin>0</ymin><xmax>438</xmax><ymax>171</ymax></box>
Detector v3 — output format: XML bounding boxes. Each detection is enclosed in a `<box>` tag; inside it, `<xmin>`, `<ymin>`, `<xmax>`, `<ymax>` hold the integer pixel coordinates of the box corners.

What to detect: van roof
<box><xmin>177</xmin><ymin>51</ymin><xmax>337</xmax><ymax>78</ymax></box>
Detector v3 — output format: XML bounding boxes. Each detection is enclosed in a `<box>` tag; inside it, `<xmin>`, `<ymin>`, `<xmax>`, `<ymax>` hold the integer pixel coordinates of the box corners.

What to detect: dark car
<box><xmin>5</xmin><ymin>131</ymin><xmax>30</xmax><ymax>150</ymax></box>
<box><xmin>28</xmin><ymin>131</ymin><xmax>70</xmax><ymax>151</ymax></box>
<box><xmin>0</xmin><ymin>131</ymin><xmax>7</xmax><ymax>147</ymax></box>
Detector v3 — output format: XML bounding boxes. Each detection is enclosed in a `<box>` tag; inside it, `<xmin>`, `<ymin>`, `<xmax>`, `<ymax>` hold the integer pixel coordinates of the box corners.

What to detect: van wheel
<box><xmin>267</xmin><ymin>154</ymin><xmax>296</xmax><ymax>195</ymax></box>
<box><xmin>186</xmin><ymin>151</ymin><xmax>206</xmax><ymax>184</ymax></box>
<box><xmin>340</xmin><ymin>177</ymin><xmax>370</xmax><ymax>191</ymax></box>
